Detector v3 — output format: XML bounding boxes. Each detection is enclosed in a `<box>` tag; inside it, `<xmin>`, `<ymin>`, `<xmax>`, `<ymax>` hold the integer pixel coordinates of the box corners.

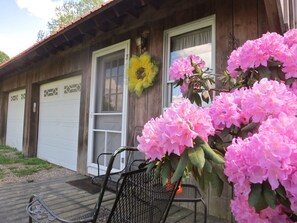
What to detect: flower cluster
<box><xmin>225</xmin><ymin>113</ymin><xmax>297</xmax><ymax>222</ymax></box>
<box><xmin>227</xmin><ymin>30</ymin><xmax>297</xmax><ymax>79</ymax></box>
<box><xmin>168</xmin><ymin>54</ymin><xmax>213</xmax><ymax>106</ymax></box>
<box><xmin>137</xmin><ymin>98</ymin><xmax>214</xmax><ymax>160</ymax></box>
<box><xmin>210</xmin><ymin>78</ymin><xmax>297</xmax><ymax>129</ymax></box>
<box><xmin>169</xmin><ymin>55</ymin><xmax>205</xmax><ymax>81</ymax></box>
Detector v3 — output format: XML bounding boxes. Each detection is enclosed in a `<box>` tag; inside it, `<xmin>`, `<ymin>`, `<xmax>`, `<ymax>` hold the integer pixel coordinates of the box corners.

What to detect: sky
<box><xmin>0</xmin><ymin>0</ymin><xmax>64</xmax><ymax>58</ymax></box>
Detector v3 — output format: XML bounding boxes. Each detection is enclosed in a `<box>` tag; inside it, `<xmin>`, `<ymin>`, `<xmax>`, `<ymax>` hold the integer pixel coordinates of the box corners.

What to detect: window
<box><xmin>163</xmin><ymin>15</ymin><xmax>216</xmax><ymax>108</ymax></box>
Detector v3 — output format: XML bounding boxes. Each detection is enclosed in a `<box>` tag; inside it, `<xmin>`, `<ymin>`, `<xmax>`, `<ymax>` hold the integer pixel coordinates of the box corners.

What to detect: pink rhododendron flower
<box><xmin>282</xmin><ymin>44</ymin><xmax>297</xmax><ymax>79</ymax></box>
<box><xmin>227</xmin><ymin>30</ymin><xmax>297</xmax><ymax>79</ymax></box>
<box><xmin>187</xmin><ymin>55</ymin><xmax>205</xmax><ymax>68</ymax></box>
<box><xmin>288</xmin><ymin>80</ymin><xmax>297</xmax><ymax>95</ymax></box>
<box><xmin>241</xmin><ymin>78</ymin><xmax>297</xmax><ymax>123</ymax></box>
<box><xmin>227</xmin><ymin>46</ymin><xmax>242</xmax><ymax>78</ymax></box>
<box><xmin>137</xmin><ymin>98</ymin><xmax>214</xmax><ymax>160</ymax></box>
<box><xmin>180</xmin><ymin>81</ymin><xmax>189</xmax><ymax>95</ymax></box>
<box><xmin>169</xmin><ymin>55</ymin><xmax>206</xmax><ymax>81</ymax></box>
<box><xmin>284</xmin><ymin>29</ymin><xmax>297</xmax><ymax>48</ymax></box>
<box><xmin>225</xmin><ymin>113</ymin><xmax>297</xmax><ymax>221</ymax></box>
<box><xmin>231</xmin><ymin>194</ymin><xmax>293</xmax><ymax>223</ymax></box>
<box><xmin>210</xmin><ymin>79</ymin><xmax>297</xmax><ymax>129</ymax></box>
<box><xmin>169</xmin><ymin>58</ymin><xmax>194</xmax><ymax>80</ymax></box>
<box><xmin>209</xmin><ymin>90</ymin><xmax>247</xmax><ymax>129</ymax></box>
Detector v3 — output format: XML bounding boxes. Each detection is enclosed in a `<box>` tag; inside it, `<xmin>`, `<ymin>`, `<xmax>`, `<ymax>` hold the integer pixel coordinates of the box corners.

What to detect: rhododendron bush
<box><xmin>138</xmin><ymin>98</ymin><xmax>225</xmax><ymax>189</ymax></box>
<box><xmin>137</xmin><ymin>29</ymin><xmax>297</xmax><ymax>222</ymax></box>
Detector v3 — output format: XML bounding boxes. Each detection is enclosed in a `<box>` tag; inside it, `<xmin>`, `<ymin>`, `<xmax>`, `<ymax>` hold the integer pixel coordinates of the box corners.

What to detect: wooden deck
<box><xmin>0</xmin><ymin>174</ymin><xmax>228</xmax><ymax>223</ymax></box>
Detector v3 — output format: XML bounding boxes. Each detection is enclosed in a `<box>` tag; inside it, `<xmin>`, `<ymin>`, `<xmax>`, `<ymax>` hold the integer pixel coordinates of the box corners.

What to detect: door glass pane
<box><xmin>93</xmin><ymin>132</ymin><xmax>105</xmax><ymax>163</ymax></box>
<box><xmin>98</xmin><ymin>51</ymin><xmax>124</xmax><ymax>112</ymax></box>
<box><xmin>106</xmin><ymin>132</ymin><xmax>121</xmax><ymax>169</ymax></box>
<box><xmin>95</xmin><ymin>115</ymin><xmax>122</xmax><ymax>131</ymax></box>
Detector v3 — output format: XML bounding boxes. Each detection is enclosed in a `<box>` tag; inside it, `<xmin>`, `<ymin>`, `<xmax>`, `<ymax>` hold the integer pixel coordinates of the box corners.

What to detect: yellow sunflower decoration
<box><xmin>127</xmin><ymin>52</ymin><xmax>159</xmax><ymax>96</ymax></box>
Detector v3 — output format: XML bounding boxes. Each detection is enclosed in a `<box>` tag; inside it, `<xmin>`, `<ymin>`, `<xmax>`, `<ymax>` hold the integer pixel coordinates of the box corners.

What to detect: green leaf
<box><xmin>197</xmin><ymin>168</ymin><xmax>208</xmax><ymax>192</ymax></box>
<box><xmin>161</xmin><ymin>161</ymin><xmax>171</xmax><ymax>186</ymax></box>
<box><xmin>171</xmin><ymin>152</ymin><xmax>188</xmax><ymax>183</ymax></box>
<box><xmin>195</xmin><ymin>137</ymin><xmax>224</xmax><ymax>164</ymax></box>
<box><xmin>254</xmin><ymin>195</ymin><xmax>268</xmax><ymax>212</ymax></box>
<box><xmin>188</xmin><ymin>146</ymin><xmax>205</xmax><ymax>169</ymax></box>
<box><xmin>211</xmin><ymin>162</ymin><xmax>228</xmax><ymax>183</ymax></box>
<box><xmin>248</xmin><ymin>183</ymin><xmax>262</xmax><ymax>207</ymax></box>
<box><xmin>193</xmin><ymin>93</ymin><xmax>202</xmax><ymax>106</ymax></box>
<box><xmin>275</xmin><ymin>184</ymin><xmax>287</xmax><ymax>199</ymax></box>
<box><xmin>240</xmin><ymin>122</ymin><xmax>259</xmax><ymax>135</ymax></box>
<box><xmin>276</xmin><ymin>184</ymin><xmax>291</xmax><ymax>209</ymax></box>
<box><xmin>169</xmin><ymin>155</ymin><xmax>179</xmax><ymax>170</ymax></box>
<box><xmin>249</xmin><ymin>183</ymin><xmax>269</xmax><ymax>212</ymax></box>
<box><xmin>207</xmin><ymin>171</ymin><xmax>224</xmax><ymax>197</ymax></box>
<box><xmin>258</xmin><ymin>65</ymin><xmax>271</xmax><ymax>79</ymax></box>
<box><xmin>146</xmin><ymin>161</ymin><xmax>157</xmax><ymax>173</ymax></box>
<box><xmin>203</xmin><ymin>159</ymin><xmax>212</xmax><ymax>173</ymax></box>
<box><xmin>285</xmin><ymin>78</ymin><xmax>295</xmax><ymax>86</ymax></box>
<box><xmin>263</xmin><ymin>181</ymin><xmax>276</xmax><ymax>209</ymax></box>
<box><xmin>154</xmin><ymin>162</ymin><xmax>162</xmax><ymax>179</ymax></box>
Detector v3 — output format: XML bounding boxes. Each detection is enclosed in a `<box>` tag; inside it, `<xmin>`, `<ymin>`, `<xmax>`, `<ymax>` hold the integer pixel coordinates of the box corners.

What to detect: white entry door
<box><xmin>88</xmin><ymin>41</ymin><xmax>129</xmax><ymax>176</ymax></box>
<box><xmin>6</xmin><ymin>89</ymin><xmax>26</xmax><ymax>151</ymax></box>
<box><xmin>37</xmin><ymin>76</ymin><xmax>81</xmax><ymax>171</ymax></box>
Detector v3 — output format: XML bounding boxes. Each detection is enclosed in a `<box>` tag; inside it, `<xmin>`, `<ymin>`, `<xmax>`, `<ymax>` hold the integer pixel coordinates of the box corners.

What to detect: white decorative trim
<box><xmin>88</xmin><ymin>40</ymin><xmax>130</xmax><ymax>175</ymax></box>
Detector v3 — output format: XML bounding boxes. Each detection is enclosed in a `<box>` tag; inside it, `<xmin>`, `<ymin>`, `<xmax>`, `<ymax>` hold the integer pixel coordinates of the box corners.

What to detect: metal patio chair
<box><xmin>26</xmin><ymin>146</ymin><xmax>180</xmax><ymax>223</ymax></box>
<box><xmin>91</xmin><ymin>126</ymin><xmax>146</xmax><ymax>192</ymax></box>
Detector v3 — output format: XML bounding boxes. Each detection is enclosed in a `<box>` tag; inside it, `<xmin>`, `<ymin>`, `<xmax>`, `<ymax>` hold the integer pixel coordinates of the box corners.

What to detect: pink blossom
<box><xmin>180</xmin><ymin>81</ymin><xmax>189</xmax><ymax>95</ymax></box>
<box><xmin>210</xmin><ymin>79</ymin><xmax>297</xmax><ymax>129</ymax></box>
<box><xmin>284</xmin><ymin>29</ymin><xmax>297</xmax><ymax>48</ymax></box>
<box><xmin>227</xmin><ymin>47</ymin><xmax>242</xmax><ymax>78</ymax></box>
<box><xmin>209</xmin><ymin>90</ymin><xmax>247</xmax><ymax>129</ymax></box>
<box><xmin>225</xmin><ymin>113</ymin><xmax>297</xmax><ymax>221</ymax></box>
<box><xmin>241</xmin><ymin>78</ymin><xmax>297</xmax><ymax>123</ymax></box>
<box><xmin>288</xmin><ymin>80</ymin><xmax>297</xmax><ymax>95</ymax></box>
<box><xmin>282</xmin><ymin>44</ymin><xmax>297</xmax><ymax>78</ymax></box>
<box><xmin>230</xmin><ymin>194</ymin><xmax>292</xmax><ymax>223</ymax></box>
<box><xmin>226</xmin><ymin>31</ymin><xmax>297</xmax><ymax>79</ymax></box>
<box><xmin>137</xmin><ymin>98</ymin><xmax>214</xmax><ymax>160</ymax></box>
<box><xmin>169</xmin><ymin>58</ymin><xmax>194</xmax><ymax>80</ymax></box>
<box><xmin>187</xmin><ymin>55</ymin><xmax>205</xmax><ymax>68</ymax></box>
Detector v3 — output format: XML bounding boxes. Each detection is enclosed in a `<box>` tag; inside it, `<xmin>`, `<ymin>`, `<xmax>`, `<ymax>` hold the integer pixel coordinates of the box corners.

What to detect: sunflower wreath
<box><xmin>127</xmin><ymin>52</ymin><xmax>159</xmax><ymax>96</ymax></box>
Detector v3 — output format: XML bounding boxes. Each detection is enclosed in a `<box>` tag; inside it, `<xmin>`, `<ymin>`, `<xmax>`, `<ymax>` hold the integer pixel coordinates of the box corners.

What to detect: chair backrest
<box><xmin>107</xmin><ymin>168</ymin><xmax>180</xmax><ymax>223</ymax></box>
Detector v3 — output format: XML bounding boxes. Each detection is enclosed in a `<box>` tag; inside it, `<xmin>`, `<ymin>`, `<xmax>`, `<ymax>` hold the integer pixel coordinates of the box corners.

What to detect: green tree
<box><xmin>37</xmin><ymin>0</ymin><xmax>103</xmax><ymax>41</ymax></box>
<box><xmin>0</xmin><ymin>51</ymin><xmax>10</xmax><ymax>64</ymax></box>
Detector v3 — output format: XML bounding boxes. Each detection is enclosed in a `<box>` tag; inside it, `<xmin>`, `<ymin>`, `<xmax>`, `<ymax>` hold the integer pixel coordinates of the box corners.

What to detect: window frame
<box><xmin>162</xmin><ymin>15</ymin><xmax>216</xmax><ymax>108</ymax></box>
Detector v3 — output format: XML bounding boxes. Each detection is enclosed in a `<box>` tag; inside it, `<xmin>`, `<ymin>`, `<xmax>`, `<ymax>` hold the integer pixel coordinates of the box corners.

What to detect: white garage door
<box><xmin>6</xmin><ymin>89</ymin><xmax>26</xmax><ymax>151</ymax></box>
<box><xmin>38</xmin><ymin>76</ymin><xmax>81</xmax><ymax>171</ymax></box>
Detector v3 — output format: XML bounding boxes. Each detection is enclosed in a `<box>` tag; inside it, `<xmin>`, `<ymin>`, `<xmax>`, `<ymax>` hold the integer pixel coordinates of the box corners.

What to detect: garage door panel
<box><xmin>38</xmin><ymin>76</ymin><xmax>81</xmax><ymax>171</ymax></box>
<box><xmin>6</xmin><ymin>89</ymin><xmax>26</xmax><ymax>151</ymax></box>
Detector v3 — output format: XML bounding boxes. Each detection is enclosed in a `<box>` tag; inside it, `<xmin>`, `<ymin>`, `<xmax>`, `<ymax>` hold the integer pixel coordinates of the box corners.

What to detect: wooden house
<box><xmin>0</xmin><ymin>0</ymin><xmax>288</xmax><ymax>221</ymax></box>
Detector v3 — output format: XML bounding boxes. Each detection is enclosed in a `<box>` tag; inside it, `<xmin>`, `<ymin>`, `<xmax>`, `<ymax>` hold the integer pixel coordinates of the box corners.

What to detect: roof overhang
<box><xmin>0</xmin><ymin>0</ymin><xmax>163</xmax><ymax>78</ymax></box>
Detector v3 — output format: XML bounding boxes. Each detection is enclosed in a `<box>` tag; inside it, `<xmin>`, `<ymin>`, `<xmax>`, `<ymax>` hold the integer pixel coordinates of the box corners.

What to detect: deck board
<box><xmin>0</xmin><ymin>174</ymin><xmax>229</xmax><ymax>222</ymax></box>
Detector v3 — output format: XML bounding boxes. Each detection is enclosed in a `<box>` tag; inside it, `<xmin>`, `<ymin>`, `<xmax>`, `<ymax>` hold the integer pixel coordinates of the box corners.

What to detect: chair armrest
<box><xmin>96</xmin><ymin>152</ymin><xmax>113</xmax><ymax>176</ymax></box>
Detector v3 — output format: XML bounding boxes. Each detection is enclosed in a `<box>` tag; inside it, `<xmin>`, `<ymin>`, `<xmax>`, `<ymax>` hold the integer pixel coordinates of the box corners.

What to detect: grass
<box><xmin>0</xmin><ymin>145</ymin><xmax>55</xmax><ymax>177</ymax></box>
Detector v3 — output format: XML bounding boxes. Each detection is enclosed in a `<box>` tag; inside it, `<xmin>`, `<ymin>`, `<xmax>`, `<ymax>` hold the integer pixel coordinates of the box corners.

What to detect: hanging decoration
<box><xmin>127</xmin><ymin>52</ymin><xmax>159</xmax><ymax>96</ymax></box>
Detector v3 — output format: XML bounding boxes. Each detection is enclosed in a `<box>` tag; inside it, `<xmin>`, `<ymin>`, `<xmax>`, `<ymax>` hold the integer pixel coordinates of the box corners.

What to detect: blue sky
<box><xmin>0</xmin><ymin>0</ymin><xmax>64</xmax><ymax>58</ymax></box>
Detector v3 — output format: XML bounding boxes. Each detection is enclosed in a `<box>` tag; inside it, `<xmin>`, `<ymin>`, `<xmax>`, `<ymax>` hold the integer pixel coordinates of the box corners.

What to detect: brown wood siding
<box><xmin>0</xmin><ymin>0</ymin><xmax>270</xmax><ymax>174</ymax></box>
<box><xmin>0</xmin><ymin>1</ymin><xmax>273</xmax><ymax>221</ymax></box>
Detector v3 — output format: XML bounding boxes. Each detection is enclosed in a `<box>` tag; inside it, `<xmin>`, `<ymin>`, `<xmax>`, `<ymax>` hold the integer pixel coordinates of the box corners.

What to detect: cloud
<box><xmin>16</xmin><ymin>0</ymin><xmax>63</xmax><ymax>21</ymax></box>
<box><xmin>0</xmin><ymin>33</ymin><xmax>36</xmax><ymax>57</ymax></box>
